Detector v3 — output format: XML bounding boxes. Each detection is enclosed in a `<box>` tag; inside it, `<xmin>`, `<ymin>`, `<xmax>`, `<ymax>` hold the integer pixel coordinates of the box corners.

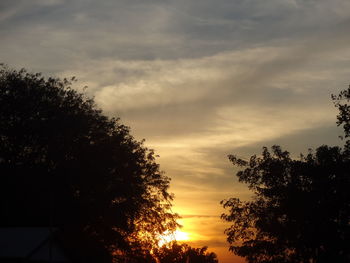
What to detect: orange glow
<box><xmin>158</xmin><ymin>230</ymin><xmax>190</xmax><ymax>247</ymax></box>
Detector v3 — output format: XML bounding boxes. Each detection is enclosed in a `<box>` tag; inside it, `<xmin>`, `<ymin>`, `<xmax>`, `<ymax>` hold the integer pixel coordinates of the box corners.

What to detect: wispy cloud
<box><xmin>181</xmin><ymin>214</ymin><xmax>218</xmax><ymax>219</ymax></box>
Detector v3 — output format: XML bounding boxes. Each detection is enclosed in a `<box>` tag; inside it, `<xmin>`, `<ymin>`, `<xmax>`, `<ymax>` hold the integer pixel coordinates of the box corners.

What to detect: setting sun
<box><xmin>158</xmin><ymin>230</ymin><xmax>190</xmax><ymax>247</ymax></box>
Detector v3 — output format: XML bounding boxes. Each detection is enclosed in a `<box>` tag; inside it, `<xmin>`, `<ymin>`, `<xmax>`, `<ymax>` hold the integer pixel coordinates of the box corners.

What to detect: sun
<box><xmin>175</xmin><ymin>230</ymin><xmax>189</xmax><ymax>241</ymax></box>
<box><xmin>158</xmin><ymin>230</ymin><xmax>190</xmax><ymax>247</ymax></box>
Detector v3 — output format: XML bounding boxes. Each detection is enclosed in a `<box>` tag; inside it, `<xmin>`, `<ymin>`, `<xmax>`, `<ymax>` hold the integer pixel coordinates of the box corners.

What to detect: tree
<box><xmin>221</xmin><ymin>87</ymin><xmax>350</xmax><ymax>263</ymax></box>
<box><xmin>152</xmin><ymin>242</ymin><xmax>218</xmax><ymax>263</ymax></box>
<box><xmin>332</xmin><ymin>85</ymin><xmax>350</xmax><ymax>152</ymax></box>
<box><xmin>0</xmin><ymin>64</ymin><xmax>178</xmax><ymax>262</ymax></box>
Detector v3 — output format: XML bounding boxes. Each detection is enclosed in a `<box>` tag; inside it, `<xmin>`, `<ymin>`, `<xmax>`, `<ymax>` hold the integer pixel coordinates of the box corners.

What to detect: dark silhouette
<box><xmin>0</xmin><ymin>64</ymin><xmax>178</xmax><ymax>262</ymax></box>
<box><xmin>221</xmin><ymin>86</ymin><xmax>350</xmax><ymax>263</ymax></box>
<box><xmin>152</xmin><ymin>242</ymin><xmax>218</xmax><ymax>263</ymax></box>
<box><xmin>332</xmin><ymin>85</ymin><xmax>350</xmax><ymax>152</ymax></box>
<box><xmin>0</xmin><ymin>227</ymin><xmax>109</xmax><ymax>263</ymax></box>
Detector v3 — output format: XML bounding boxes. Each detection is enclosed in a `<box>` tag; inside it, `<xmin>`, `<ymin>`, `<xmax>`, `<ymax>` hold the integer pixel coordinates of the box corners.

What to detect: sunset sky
<box><xmin>1</xmin><ymin>1</ymin><xmax>350</xmax><ymax>262</ymax></box>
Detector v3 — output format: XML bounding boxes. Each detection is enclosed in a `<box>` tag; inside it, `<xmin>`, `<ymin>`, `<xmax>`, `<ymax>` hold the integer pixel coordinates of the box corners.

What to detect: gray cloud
<box><xmin>2</xmin><ymin>0</ymin><xmax>350</xmax><ymax>68</ymax></box>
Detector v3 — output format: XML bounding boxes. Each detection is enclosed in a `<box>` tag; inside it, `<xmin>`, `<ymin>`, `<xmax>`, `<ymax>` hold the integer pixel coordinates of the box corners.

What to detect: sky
<box><xmin>1</xmin><ymin>0</ymin><xmax>350</xmax><ymax>262</ymax></box>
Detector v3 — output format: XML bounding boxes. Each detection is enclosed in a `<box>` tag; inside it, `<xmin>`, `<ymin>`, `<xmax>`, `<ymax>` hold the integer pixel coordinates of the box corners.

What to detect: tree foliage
<box><xmin>152</xmin><ymin>242</ymin><xmax>218</xmax><ymax>263</ymax></box>
<box><xmin>0</xmin><ymin>64</ymin><xmax>178</xmax><ymax>262</ymax></box>
<box><xmin>221</xmin><ymin>86</ymin><xmax>350</xmax><ymax>263</ymax></box>
<box><xmin>332</xmin><ymin>85</ymin><xmax>350</xmax><ymax>152</ymax></box>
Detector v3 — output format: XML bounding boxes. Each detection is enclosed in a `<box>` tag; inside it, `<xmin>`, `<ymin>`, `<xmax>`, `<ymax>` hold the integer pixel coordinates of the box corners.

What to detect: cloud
<box><xmin>181</xmin><ymin>214</ymin><xmax>218</xmax><ymax>219</ymax></box>
<box><xmin>1</xmin><ymin>0</ymin><xmax>350</xmax><ymax>68</ymax></box>
<box><xmin>76</xmin><ymin>34</ymin><xmax>349</xmax><ymax>156</ymax></box>
<box><xmin>186</xmin><ymin>239</ymin><xmax>227</xmax><ymax>248</ymax></box>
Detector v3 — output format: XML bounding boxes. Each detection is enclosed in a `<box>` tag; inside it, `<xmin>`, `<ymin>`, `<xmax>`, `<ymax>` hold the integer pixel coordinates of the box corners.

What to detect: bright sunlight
<box><xmin>158</xmin><ymin>230</ymin><xmax>190</xmax><ymax>247</ymax></box>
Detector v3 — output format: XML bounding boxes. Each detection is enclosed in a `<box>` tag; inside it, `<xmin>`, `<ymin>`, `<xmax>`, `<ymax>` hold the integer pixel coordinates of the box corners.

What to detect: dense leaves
<box><xmin>221</xmin><ymin>87</ymin><xmax>350</xmax><ymax>263</ymax></box>
<box><xmin>153</xmin><ymin>242</ymin><xmax>218</xmax><ymax>263</ymax></box>
<box><xmin>332</xmin><ymin>85</ymin><xmax>350</xmax><ymax>153</ymax></box>
<box><xmin>0</xmin><ymin>64</ymin><xmax>177</xmax><ymax>262</ymax></box>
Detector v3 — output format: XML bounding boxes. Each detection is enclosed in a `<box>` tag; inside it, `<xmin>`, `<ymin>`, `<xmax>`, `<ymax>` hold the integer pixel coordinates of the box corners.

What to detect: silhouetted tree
<box><xmin>221</xmin><ymin>87</ymin><xmax>350</xmax><ymax>263</ymax></box>
<box><xmin>153</xmin><ymin>242</ymin><xmax>218</xmax><ymax>263</ymax></box>
<box><xmin>0</xmin><ymin>64</ymin><xmax>178</xmax><ymax>262</ymax></box>
<box><xmin>332</xmin><ymin>85</ymin><xmax>350</xmax><ymax>152</ymax></box>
